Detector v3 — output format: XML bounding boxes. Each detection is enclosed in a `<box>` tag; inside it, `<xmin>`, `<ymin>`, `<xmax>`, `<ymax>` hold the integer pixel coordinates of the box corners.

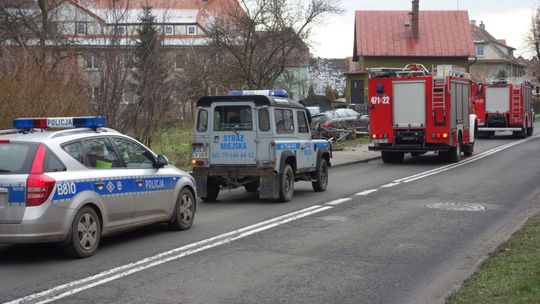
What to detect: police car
<box><xmin>0</xmin><ymin>117</ymin><xmax>196</xmax><ymax>258</ymax></box>
<box><xmin>192</xmin><ymin>90</ymin><xmax>331</xmax><ymax>202</ymax></box>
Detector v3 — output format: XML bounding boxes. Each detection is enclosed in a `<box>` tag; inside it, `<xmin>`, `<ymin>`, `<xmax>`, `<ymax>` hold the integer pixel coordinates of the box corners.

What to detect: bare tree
<box><xmin>206</xmin><ymin>0</ymin><xmax>342</xmax><ymax>89</ymax></box>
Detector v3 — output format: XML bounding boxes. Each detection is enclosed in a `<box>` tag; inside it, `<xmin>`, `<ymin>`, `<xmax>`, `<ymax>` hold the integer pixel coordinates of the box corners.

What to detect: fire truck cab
<box><xmin>474</xmin><ymin>78</ymin><xmax>534</xmax><ymax>138</ymax></box>
<box><xmin>368</xmin><ymin>64</ymin><xmax>476</xmax><ymax>163</ymax></box>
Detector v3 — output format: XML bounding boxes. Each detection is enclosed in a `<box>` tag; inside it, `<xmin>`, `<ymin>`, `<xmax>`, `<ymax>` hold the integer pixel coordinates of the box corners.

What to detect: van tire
<box><xmin>312</xmin><ymin>159</ymin><xmax>328</xmax><ymax>192</ymax></box>
<box><xmin>63</xmin><ymin>206</ymin><xmax>101</xmax><ymax>258</ymax></box>
<box><xmin>278</xmin><ymin>165</ymin><xmax>294</xmax><ymax>202</ymax></box>
<box><xmin>202</xmin><ymin>177</ymin><xmax>219</xmax><ymax>202</ymax></box>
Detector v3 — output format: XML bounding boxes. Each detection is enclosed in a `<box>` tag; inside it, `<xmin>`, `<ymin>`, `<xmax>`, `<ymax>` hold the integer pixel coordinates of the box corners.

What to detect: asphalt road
<box><xmin>2</xmin><ymin>125</ymin><xmax>540</xmax><ymax>304</ymax></box>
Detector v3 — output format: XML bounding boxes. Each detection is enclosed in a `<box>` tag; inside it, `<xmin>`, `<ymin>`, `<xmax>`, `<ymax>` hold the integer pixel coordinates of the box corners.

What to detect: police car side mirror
<box><xmin>155</xmin><ymin>155</ymin><xmax>169</xmax><ymax>168</ymax></box>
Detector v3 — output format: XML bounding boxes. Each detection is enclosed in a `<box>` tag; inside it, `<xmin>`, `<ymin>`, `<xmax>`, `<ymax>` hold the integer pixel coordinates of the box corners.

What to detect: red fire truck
<box><xmin>474</xmin><ymin>78</ymin><xmax>534</xmax><ymax>138</ymax></box>
<box><xmin>368</xmin><ymin>64</ymin><xmax>476</xmax><ymax>163</ymax></box>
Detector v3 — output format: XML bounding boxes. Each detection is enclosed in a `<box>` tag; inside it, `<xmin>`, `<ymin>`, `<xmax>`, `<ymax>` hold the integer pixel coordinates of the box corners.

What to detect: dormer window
<box><xmin>476</xmin><ymin>45</ymin><xmax>484</xmax><ymax>56</ymax></box>
<box><xmin>76</xmin><ymin>22</ymin><xmax>87</xmax><ymax>35</ymax></box>
<box><xmin>187</xmin><ymin>25</ymin><xmax>197</xmax><ymax>35</ymax></box>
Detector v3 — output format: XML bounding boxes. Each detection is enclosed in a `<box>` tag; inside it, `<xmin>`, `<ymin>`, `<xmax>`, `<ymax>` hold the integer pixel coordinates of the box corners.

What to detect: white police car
<box><xmin>192</xmin><ymin>90</ymin><xmax>331</xmax><ymax>202</ymax></box>
<box><xmin>0</xmin><ymin>117</ymin><xmax>196</xmax><ymax>258</ymax></box>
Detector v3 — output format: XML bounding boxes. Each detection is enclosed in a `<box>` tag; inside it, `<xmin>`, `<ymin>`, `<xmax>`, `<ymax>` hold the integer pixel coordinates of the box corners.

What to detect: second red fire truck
<box><xmin>473</xmin><ymin>78</ymin><xmax>534</xmax><ymax>138</ymax></box>
<box><xmin>368</xmin><ymin>64</ymin><xmax>476</xmax><ymax>163</ymax></box>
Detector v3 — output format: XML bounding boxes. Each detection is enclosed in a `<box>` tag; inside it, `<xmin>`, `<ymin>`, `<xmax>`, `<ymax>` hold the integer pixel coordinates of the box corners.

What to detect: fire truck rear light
<box><xmin>383</xmin><ymin>133</ymin><xmax>388</xmax><ymax>139</ymax></box>
<box><xmin>372</xmin><ymin>134</ymin><xmax>377</xmax><ymax>139</ymax></box>
<box><xmin>379</xmin><ymin>134</ymin><xmax>383</xmax><ymax>139</ymax></box>
<box><xmin>436</xmin><ymin>133</ymin><xmax>441</xmax><ymax>139</ymax></box>
<box><xmin>443</xmin><ymin>133</ymin><xmax>448</xmax><ymax>138</ymax></box>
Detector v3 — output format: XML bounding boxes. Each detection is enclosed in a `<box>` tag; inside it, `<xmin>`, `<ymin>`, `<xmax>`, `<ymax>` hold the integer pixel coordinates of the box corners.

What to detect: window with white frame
<box><xmin>76</xmin><ymin>22</ymin><xmax>87</xmax><ymax>35</ymax></box>
<box><xmin>85</xmin><ymin>53</ymin><xmax>101</xmax><ymax>70</ymax></box>
<box><xmin>187</xmin><ymin>25</ymin><xmax>197</xmax><ymax>35</ymax></box>
<box><xmin>476</xmin><ymin>45</ymin><xmax>484</xmax><ymax>56</ymax></box>
<box><xmin>164</xmin><ymin>25</ymin><xmax>174</xmax><ymax>35</ymax></box>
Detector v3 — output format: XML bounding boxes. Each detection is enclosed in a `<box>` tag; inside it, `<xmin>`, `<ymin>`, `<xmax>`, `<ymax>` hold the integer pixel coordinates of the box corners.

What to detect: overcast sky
<box><xmin>310</xmin><ymin>0</ymin><xmax>538</xmax><ymax>58</ymax></box>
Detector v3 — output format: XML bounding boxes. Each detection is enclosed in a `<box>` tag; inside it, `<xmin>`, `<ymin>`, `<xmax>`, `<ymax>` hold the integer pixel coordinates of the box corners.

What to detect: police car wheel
<box><xmin>169</xmin><ymin>188</ymin><xmax>195</xmax><ymax>231</ymax></box>
<box><xmin>312</xmin><ymin>158</ymin><xmax>328</xmax><ymax>192</ymax></box>
<box><xmin>202</xmin><ymin>177</ymin><xmax>219</xmax><ymax>202</ymax></box>
<box><xmin>63</xmin><ymin>206</ymin><xmax>101</xmax><ymax>258</ymax></box>
<box><xmin>278</xmin><ymin>165</ymin><xmax>294</xmax><ymax>202</ymax></box>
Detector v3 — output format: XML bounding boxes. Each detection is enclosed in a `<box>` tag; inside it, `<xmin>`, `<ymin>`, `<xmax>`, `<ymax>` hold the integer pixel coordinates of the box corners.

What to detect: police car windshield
<box><xmin>0</xmin><ymin>142</ymin><xmax>38</xmax><ymax>174</ymax></box>
<box><xmin>213</xmin><ymin>105</ymin><xmax>253</xmax><ymax>131</ymax></box>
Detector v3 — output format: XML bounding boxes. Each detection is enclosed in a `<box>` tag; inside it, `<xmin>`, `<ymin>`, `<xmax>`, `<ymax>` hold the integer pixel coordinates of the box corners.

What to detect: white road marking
<box><xmin>326</xmin><ymin>198</ymin><xmax>352</xmax><ymax>205</ymax></box>
<box><xmin>355</xmin><ymin>189</ymin><xmax>378</xmax><ymax>196</ymax></box>
<box><xmin>5</xmin><ymin>205</ymin><xmax>328</xmax><ymax>304</ymax></box>
<box><xmin>380</xmin><ymin>182</ymin><xmax>400</xmax><ymax>188</ymax></box>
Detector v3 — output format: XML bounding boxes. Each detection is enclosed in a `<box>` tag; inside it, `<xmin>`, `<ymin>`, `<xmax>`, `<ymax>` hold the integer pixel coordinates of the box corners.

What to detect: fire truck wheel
<box><xmin>312</xmin><ymin>158</ymin><xmax>328</xmax><ymax>192</ymax></box>
<box><xmin>463</xmin><ymin>143</ymin><xmax>474</xmax><ymax>157</ymax></box>
<box><xmin>202</xmin><ymin>177</ymin><xmax>220</xmax><ymax>202</ymax></box>
<box><xmin>448</xmin><ymin>144</ymin><xmax>461</xmax><ymax>163</ymax></box>
<box><xmin>527</xmin><ymin>124</ymin><xmax>534</xmax><ymax>136</ymax></box>
<box><xmin>279</xmin><ymin>164</ymin><xmax>294</xmax><ymax>202</ymax></box>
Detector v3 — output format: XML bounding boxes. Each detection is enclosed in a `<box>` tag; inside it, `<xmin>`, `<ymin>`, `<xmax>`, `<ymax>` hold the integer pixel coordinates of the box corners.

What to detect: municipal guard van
<box><xmin>191</xmin><ymin>90</ymin><xmax>332</xmax><ymax>202</ymax></box>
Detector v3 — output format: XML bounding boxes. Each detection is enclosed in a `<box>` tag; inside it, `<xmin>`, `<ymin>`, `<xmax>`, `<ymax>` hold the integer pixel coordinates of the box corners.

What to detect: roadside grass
<box><xmin>446</xmin><ymin>213</ymin><xmax>540</xmax><ymax>304</ymax></box>
<box><xmin>150</xmin><ymin>127</ymin><xmax>193</xmax><ymax>171</ymax></box>
<box><xmin>332</xmin><ymin>135</ymin><xmax>370</xmax><ymax>151</ymax></box>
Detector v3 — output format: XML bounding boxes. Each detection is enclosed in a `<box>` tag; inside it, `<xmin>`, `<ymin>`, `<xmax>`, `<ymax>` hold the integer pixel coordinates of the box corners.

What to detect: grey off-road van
<box><xmin>191</xmin><ymin>90</ymin><xmax>332</xmax><ymax>202</ymax></box>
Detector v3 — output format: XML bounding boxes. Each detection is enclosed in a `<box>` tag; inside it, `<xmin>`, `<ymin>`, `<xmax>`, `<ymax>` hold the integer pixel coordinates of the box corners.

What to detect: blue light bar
<box><xmin>228</xmin><ymin>89</ymin><xmax>289</xmax><ymax>98</ymax></box>
<box><xmin>13</xmin><ymin>116</ymin><xmax>106</xmax><ymax>129</ymax></box>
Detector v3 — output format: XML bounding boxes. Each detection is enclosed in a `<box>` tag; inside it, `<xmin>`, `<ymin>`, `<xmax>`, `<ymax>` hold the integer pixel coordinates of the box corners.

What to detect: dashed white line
<box><xmin>355</xmin><ymin>189</ymin><xmax>378</xmax><ymax>196</ymax></box>
<box><xmin>326</xmin><ymin>198</ymin><xmax>352</xmax><ymax>205</ymax></box>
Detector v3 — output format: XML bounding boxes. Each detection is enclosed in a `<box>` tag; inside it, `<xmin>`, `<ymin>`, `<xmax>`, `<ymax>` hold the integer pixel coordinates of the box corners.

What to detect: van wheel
<box><xmin>312</xmin><ymin>159</ymin><xmax>328</xmax><ymax>192</ymax></box>
<box><xmin>169</xmin><ymin>188</ymin><xmax>196</xmax><ymax>231</ymax></box>
<box><xmin>63</xmin><ymin>206</ymin><xmax>101</xmax><ymax>258</ymax></box>
<box><xmin>279</xmin><ymin>165</ymin><xmax>294</xmax><ymax>202</ymax></box>
<box><xmin>244</xmin><ymin>181</ymin><xmax>259</xmax><ymax>192</ymax></box>
<box><xmin>202</xmin><ymin>177</ymin><xmax>219</xmax><ymax>202</ymax></box>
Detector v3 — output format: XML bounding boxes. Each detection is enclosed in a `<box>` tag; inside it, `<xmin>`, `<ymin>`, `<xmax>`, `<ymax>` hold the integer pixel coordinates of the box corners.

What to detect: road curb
<box><xmin>330</xmin><ymin>156</ymin><xmax>381</xmax><ymax>168</ymax></box>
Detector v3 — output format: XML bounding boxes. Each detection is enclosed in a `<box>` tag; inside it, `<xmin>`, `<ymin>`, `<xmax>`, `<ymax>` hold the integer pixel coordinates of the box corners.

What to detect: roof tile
<box><xmin>355</xmin><ymin>10</ymin><xmax>475</xmax><ymax>57</ymax></box>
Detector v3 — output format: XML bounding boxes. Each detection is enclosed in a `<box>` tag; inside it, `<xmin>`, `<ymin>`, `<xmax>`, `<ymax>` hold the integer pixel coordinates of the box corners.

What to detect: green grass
<box><xmin>446</xmin><ymin>213</ymin><xmax>540</xmax><ymax>304</ymax></box>
<box><xmin>150</xmin><ymin>127</ymin><xmax>193</xmax><ymax>171</ymax></box>
<box><xmin>332</xmin><ymin>135</ymin><xmax>370</xmax><ymax>151</ymax></box>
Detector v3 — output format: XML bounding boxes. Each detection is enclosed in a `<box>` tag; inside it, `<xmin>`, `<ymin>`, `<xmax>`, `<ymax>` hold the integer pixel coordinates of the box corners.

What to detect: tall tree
<box><xmin>206</xmin><ymin>0</ymin><xmax>342</xmax><ymax>89</ymax></box>
<box><xmin>131</xmin><ymin>6</ymin><xmax>173</xmax><ymax>146</ymax></box>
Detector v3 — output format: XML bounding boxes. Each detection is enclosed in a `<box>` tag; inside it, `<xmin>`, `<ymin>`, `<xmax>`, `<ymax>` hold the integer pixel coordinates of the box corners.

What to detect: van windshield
<box><xmin>0</xmin><ymin>142</ymin><xmax>38</xmax><ymax>174</ymax></box>
<box><xmin>213</xmin><ymin>105</ymin><xmax>253</xmax><ymax>131</ymax></box>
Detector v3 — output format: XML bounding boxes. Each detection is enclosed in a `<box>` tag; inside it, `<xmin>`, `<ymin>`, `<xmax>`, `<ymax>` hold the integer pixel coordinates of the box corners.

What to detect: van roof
<box><xmin>196</xmin><ymin>95</ymin><xmax>306</xmax><ymax>110</ymax></box>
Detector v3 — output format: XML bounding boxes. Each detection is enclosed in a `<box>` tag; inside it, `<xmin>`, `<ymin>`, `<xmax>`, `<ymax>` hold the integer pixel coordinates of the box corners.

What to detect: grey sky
<box><xmin>310</xmin><ymin>0</ymin><xmax>538</xmax><ymax>58</ymax></box>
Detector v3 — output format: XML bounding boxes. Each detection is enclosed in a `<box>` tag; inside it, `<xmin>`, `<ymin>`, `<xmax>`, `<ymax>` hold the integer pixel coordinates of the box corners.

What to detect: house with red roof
<box><xmin>346</xmin><ymin>0</ymin><xmax>475</xmax><ymax>104</ymax></box>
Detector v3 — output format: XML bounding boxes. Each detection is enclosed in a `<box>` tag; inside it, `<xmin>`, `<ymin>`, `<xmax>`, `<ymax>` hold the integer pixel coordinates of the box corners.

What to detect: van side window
<box><xmin>297</xmin><ymin>111</ymin><xmax>309</xmax><ymax>133</ymax></box>
<box><xmin>259</xmin><ymin>109</ymin><xmax>270</xmax><ymax>131</ymax></box>
<box><xmin>275</xmin><ymin>109</ymin><xmax>294</xmax><ymax>133</ymax></box>
<box><xmin>197</xmin><ymin>110</ymin><xmax>208</xmax><ymax>132</ymax></box>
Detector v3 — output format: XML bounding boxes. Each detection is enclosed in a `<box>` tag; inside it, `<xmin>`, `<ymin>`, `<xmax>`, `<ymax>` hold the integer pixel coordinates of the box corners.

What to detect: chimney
<box><xmin>412</xmin><ymin>0</ymin><xmax>419</xmax><ymax>40</ymax></box>
<box><xmin>479</xmin><ymin>21</ymin><xmax>485</xmax><ymax>31</ymax></box>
